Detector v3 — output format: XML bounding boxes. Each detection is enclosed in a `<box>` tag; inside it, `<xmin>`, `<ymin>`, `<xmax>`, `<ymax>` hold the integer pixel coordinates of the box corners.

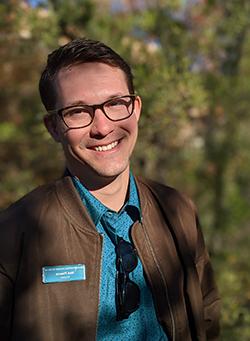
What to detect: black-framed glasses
<box><xmin>48</xmin><ymin>94</ymin><xmax>137</xmax><ymax>129</ymax></box>
<box><xmin>115</xmin><ymin>237</ymin><xmax>140</xmax><ymax>321</ymax></box>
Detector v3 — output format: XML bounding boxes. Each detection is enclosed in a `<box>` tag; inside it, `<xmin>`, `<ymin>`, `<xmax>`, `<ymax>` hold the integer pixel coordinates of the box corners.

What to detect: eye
<box><xmin>63</xmin><ymin>106</ymin><xmax>90</xmax><ymax>117</ymax></box>
<box><xmin>107</xmin><ymin>97</ymin><xmax>131</xmax><ymax>108</ymax></box>
<box><xmin>108</xmin><ymin>99</ymin><xmax>124</xmax><ymax>107</ymax></box>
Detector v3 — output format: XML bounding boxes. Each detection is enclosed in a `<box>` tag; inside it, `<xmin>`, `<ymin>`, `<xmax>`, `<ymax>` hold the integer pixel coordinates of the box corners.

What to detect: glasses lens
<box><xmin>123</xmin><ymin>280</ymin><xmax>140</xmax><ymax>312</ymax></box>
<box><xmin>116</xmin><ymin>273</ymin><xmax>140</xmax><ymax>320</ymax></box>
<box><xmin>104</xmin><ymin>96</ymin><xmax>134</xmax><ymax>121</ymax></box>
<box><xmin>117</xmin><ymin>239</ymin><xmax>138</xmax><ymax>272</ymax></box>
<box><xmin>116</xmin><ymin>238</ymin><xmax>140</xmax><ymax>320</ymax></box>
<box><xmin>62</xmin><ymin>106</ymin><xmax>92</xmax><ymax>128</ymax></box>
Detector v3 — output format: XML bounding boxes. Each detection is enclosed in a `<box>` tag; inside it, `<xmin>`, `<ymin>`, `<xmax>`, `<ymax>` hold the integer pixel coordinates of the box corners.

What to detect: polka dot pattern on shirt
<box><xmin>72</xmin><ymin>174</ymin><xmax>168</xmax><ymax>341</ymax></box>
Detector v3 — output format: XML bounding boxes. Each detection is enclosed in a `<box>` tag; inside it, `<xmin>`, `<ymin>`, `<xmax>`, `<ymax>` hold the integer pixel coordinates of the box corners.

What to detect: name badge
<box><xmin>42</xmin><ymin>264</ymin><xmax>86</xmax><ymax>284</ymax></box>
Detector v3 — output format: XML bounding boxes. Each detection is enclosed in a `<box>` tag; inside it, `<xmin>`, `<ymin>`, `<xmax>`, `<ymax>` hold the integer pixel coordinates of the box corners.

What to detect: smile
<box><xmin>94</xmin><ymin>141</ymin><xmax>118</xmax><ymax>152</ymax></box>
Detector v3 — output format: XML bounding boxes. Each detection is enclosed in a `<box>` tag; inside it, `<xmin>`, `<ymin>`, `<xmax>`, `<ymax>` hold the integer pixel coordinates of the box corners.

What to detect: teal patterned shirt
<box><xmin>73</xmin><ymin>173</ymin><xmax>167</xmax><ymax>340</ymax></box>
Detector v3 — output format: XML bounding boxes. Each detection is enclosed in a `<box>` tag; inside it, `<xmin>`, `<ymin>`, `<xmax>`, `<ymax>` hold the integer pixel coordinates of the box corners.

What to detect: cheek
<box><xmin>120</xmin><ymin>115</ymin><xmax>138</xmax><ymax>132</ymax></box>
<box><xmin>63</xmin><ymin>129</ymin><xmax>87</xmax><ymax>146</ymax></box>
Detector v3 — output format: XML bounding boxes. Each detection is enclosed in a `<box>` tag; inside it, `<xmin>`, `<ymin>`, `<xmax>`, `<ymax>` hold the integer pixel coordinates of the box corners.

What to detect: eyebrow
<box><xmin>65</xmin><ymin>93</ymin><xmax>129</xmax><ymax>107</ymax></box>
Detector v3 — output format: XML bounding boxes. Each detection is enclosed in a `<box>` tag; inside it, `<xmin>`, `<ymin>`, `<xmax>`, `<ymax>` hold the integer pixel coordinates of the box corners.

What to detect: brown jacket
<box><xmin>0</xmin><ymin>176</ymin><xmax>220</xmax><ymax>340</ymax></box>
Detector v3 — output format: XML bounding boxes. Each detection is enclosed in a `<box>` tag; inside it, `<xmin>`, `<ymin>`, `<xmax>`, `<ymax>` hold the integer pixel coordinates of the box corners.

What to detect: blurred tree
<box><xmin>0</xmin><ymin>0</ymin><xmax>96</xmax><ymax>206</ymax></box>
<box><xmin>182</xmin><ymin>1</ymin><xmax>250</xmax><ymax>338</ymax></box>
<box><xmin>0</xmin><ymin>0</ymin><xmax>249</xmax><ymax>338</ymax></box>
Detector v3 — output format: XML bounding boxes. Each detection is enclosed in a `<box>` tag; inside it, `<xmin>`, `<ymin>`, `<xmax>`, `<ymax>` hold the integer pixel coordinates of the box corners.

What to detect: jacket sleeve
<box><xmin>137</xmin><ymin>177</ymin><xmax>221</xmax><ymax>339</ymax></box>
<box><xmin>0</xmin><ymin>267</ymin><xmax>14</xmax><ymax>340</ymax></box>
<box><xmin>194</xmin><ymin>216</ymin><xmax>221</xmax><ymax>340</ymax></box>
<box><xmin>0</xmin><ymin>208</ymin><xmax>22</xmax><ymax>340</ymax></box>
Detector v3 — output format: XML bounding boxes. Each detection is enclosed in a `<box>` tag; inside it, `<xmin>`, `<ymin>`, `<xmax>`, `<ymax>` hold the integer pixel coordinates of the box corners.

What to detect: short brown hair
<box><xmin>39</xmin><ymin>38</ymin><xmax>134</xmax><ymax>111</ymax></box>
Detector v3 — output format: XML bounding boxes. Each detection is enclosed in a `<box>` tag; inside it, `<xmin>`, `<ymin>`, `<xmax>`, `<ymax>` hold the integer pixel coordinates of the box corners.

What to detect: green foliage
<box><xmin>0</xmin><ymin>0</ymin><xmax>249</xmax><ymax>338</ymax></box>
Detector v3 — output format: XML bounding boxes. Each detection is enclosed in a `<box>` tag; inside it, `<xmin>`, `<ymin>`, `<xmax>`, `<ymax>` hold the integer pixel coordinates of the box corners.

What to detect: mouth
<box><xmin>93</xmin><ymin>140</ymin><xmax>119</xmax><ymax>152</ymax></box>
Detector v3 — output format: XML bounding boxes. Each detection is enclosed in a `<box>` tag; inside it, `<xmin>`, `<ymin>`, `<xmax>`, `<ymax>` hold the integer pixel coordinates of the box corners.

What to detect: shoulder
<box><xmin>135</xmin><ymin>176</ymin><xmax>197</xmax><ymax>215</ymax></box>
<box><xmin>0</xmin><ymin>177</ymin><xmax>74</xmax><ymax>230</ymax></box>
<box><xmin>0</xmin><ymin>181</ymin><xmax>56</xmax><ymax>222</ymax></box>
<box><xmin>135</xmin><ymin>176</ymin><xmax>199</xmax><ymax>258</ymax></box>
<box><xmin>0</xmin><ymin>181</ymin><xmax>59</xmax><ymax>279</ymax></box>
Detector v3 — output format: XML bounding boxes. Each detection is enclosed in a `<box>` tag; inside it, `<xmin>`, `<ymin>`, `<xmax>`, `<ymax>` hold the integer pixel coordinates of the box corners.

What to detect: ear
<box><xmin>43</xmin><ymin>114</ymin><xmax>61</xmax><ymax>142</ymax></box>
<box><xmin>134</xmin><ymin>95</ymin><xmax>142</xmax><ymax>122</ymax></box>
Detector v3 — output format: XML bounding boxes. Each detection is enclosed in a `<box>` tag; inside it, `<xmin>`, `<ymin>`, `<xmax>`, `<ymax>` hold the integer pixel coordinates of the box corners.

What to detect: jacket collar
<box><xmin>54</xmin><ymin>176</ymin><xmax>98</xmax><ymax>234</ymax></box>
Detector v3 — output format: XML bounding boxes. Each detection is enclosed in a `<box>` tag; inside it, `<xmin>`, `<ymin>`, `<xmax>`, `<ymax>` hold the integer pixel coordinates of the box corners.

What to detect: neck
<box><xmin>89</xmin><ymin>170</ymin><xmax>130</xmax><ymax>212</ymax></box>
<box><xmin>68</xmin><ymin>164</ymin><xmax>130</xmax><ymax>212</ymax></box>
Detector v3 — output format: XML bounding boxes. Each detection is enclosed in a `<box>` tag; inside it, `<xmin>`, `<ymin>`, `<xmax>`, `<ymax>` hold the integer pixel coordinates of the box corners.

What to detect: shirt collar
<box><xmin>72</xmin><ymin>172</ymin><xmax>141</xmax><ymax>226</ymax></box>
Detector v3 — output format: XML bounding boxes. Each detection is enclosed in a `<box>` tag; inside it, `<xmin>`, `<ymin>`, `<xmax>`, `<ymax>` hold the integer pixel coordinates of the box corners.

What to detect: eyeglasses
<box><xmin>48</xmin><ymin>95</ymin><xmax>137</xmax><ymax>129</ymax></box>
<box><xmin>115</xmin><ymin>237</ymin><xmax>140</xmax><ymax>320</ymax></box>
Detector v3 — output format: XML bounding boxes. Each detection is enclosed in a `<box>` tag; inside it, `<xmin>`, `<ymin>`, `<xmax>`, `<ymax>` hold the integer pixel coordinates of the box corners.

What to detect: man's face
<box><xmin>45</xmin><ymin>62</ymin><xmax>141</xmax><ymax>185</ymax></box>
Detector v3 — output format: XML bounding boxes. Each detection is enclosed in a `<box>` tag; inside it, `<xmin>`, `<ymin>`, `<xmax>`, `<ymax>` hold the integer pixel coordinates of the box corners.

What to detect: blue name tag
<box><xmin>42</xmin><ymin>264</ymin><xmax>86</xmax><ymax>284</ymax></box>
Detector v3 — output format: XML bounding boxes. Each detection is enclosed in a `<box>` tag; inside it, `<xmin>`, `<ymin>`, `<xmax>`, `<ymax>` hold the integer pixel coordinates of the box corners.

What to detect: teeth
<box><xmin>94</xmin><ymin>141</ymin><xmax>118</xmax><ymax>152</ymax></box>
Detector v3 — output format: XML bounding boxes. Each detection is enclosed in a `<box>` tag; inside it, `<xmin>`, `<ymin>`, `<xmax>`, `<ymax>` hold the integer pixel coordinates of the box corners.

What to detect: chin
<box><xmin>94</xmin><ymin>165</ymin><xmax>128</xmax><ymax>179</ymax></box>
<box><xmin>65</xmin><ymin>146</ymin><xmax>130</xmax><ymax>181</ymax></box>
<box><xmin>91</xmin><ymin>157</ymin><xmax>129</xmax><ymax>177</ymax></box>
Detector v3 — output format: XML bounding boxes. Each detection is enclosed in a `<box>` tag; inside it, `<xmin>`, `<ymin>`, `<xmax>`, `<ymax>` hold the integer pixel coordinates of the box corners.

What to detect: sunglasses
<box><xmin>115</xmin><ymin>237</ymin><xmax>140</xmax><ymax>320</ymax></box>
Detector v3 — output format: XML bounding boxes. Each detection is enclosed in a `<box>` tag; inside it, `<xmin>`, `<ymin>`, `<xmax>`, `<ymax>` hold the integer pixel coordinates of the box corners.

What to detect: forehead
<box><xmin>54</xmin><ymin>62</ymin><xmax>129</xmax><ymax>106</ymax></box>
<box><xmin>56</xmin><ymin>62</ymin><xmax>127</xmax><ymax>88</ymax></box>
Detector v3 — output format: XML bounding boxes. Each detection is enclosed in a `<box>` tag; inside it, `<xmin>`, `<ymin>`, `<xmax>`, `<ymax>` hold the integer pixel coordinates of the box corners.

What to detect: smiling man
<box><xmin>0</xmin><ymin>38</ymin><xmax>220</xmax><ymax>341</ymax></box>
<box><xmin>45</xmin><ymin>61</ymin><xmax>141</xmax><ymax>208</ymax></box>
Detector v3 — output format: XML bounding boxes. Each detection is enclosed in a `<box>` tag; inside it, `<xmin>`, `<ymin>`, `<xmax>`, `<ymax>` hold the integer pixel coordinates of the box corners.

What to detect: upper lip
<box><xmin>87</xmin><ymin>139</ymin><xmax>120</xmax><ymax>149</ymax></box>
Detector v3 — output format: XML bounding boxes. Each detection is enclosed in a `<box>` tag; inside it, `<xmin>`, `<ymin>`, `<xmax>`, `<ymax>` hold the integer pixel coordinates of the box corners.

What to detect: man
<box><xmin>0</xmin><ymin>38</ymin><xmax>220</xmax><ymax>340</ymax></box>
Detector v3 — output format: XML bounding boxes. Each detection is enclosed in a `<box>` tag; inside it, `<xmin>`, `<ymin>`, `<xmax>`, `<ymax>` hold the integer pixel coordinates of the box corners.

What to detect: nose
<box><xmin>89</xmin><ymin>108</ymin><xmax>115</xmax><ymax>138</ymax></box>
